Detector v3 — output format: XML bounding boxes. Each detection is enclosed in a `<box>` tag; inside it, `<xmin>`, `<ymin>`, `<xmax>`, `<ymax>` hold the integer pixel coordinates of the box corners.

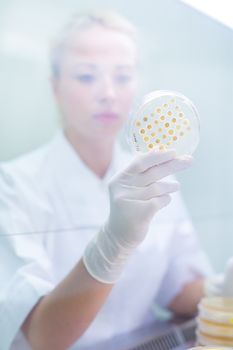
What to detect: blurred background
<box><xmin>0</xmin><ymin>0</ymin><xmax>232</xmax><ymax>272</ymax></box>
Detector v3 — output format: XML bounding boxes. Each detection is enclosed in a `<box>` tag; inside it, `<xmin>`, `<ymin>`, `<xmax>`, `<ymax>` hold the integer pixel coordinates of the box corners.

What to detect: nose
<box><xmin>97</xmin><ymin>75</ymin><xmax>117</xmax><ymax>106</ymax></box>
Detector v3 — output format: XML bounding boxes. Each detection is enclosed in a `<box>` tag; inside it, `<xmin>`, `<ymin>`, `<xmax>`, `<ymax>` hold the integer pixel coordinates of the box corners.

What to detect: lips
<box><xmin>94</xmin><ymin>112</ymin><xmax>119</xmax><ymax>122</ymax></box>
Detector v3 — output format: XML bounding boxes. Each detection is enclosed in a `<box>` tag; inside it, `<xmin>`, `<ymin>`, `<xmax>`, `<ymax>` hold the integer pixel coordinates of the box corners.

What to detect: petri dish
<box><xmin>197</xmin><ymin>318</ymin><xmax>233</xmax><ymax>338</ymax></box>
<box><xmin>198</xmin><ymin>298</ymin><xmax>233</xmax><ymax>326</ymax></box>
<box><xmin>197</xmin><ymin>331</ymin><xmax>233</xmax><ymax>347</ymax></box>
<box><xmin>127</xmin><ymin>90</ymin><xmax>200</xmax><ymax>156</ymax></box>
<box><xmin>200</xmin><ymin>298</ymin><xmax>233</xmax><ymax>313</ymax></box>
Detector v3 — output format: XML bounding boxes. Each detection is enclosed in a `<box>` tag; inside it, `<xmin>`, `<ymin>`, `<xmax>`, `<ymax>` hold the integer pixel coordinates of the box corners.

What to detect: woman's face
<box><xmin>53</xmin><ymin>25</ymin><xmax>138</xmax><ymax>141</ymax></box>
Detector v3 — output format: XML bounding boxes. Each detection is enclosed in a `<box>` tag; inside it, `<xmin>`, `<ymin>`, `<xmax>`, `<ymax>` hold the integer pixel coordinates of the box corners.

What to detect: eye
<box><xmin>115</xmin><ymin>74</ymin><xmax>132</xmax><ymax>84</ymax></box>
<box><xmin>74</xmin><ymin>74</ymin><xmax>95</xmax><ymax>83</ymax></box>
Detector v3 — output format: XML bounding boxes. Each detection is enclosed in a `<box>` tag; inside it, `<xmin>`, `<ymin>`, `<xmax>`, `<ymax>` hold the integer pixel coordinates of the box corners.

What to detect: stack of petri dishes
<box><xmin>196</xmin><ymin>297</ymin><xmax>233</xmax><ymax>348</ymax></box>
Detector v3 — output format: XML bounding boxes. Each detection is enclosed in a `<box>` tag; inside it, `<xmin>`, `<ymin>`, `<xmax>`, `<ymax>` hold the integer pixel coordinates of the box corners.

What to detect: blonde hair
<box><xmin>50</xmin><ymin>10</ymin><xmax>138</xmax><ymax>78</ymax></box>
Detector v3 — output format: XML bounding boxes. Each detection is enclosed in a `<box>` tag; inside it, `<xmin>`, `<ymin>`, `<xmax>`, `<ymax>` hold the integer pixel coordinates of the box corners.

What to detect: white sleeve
<box><xmin>0</xmin><ymin>166</ymin><xmax>54</xmax><ymax>350</ymax></box>
<box><xmin>156</xmin><ymin>192</ymin><xmax>213</xmax><ymax>309</ymax></box>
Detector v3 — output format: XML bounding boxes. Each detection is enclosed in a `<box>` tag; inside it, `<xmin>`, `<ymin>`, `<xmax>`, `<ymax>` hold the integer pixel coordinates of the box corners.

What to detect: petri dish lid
<box><xmin>126</xmin><ymin>90</ymin><xmax>200</xmax><ymax>156</ymax></box>
<box><xmin>197</xmin><ymin>318</ymin><xmax>233</xmax><ymax>338</ymax></box>
<box><xmin>197</xmin><ymin>330</ymin><xmax>233</xmax><ymax>347</ymax></box>
<box><xmin>198</xmin><ymin>298</ymin><xmax>233</xmax><ymax>326</ymax></box>
<box><xmin>200</xmin><ymin>298</ymin><xmax>233</xmax><ymax>313</ymax></box>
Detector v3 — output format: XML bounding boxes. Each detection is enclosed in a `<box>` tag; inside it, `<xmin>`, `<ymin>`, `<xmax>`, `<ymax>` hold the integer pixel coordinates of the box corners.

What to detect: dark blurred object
<box><xmin>91</xmin><ymin>317</ymin><xmax>196</xmax><ymax>350</ymax></box>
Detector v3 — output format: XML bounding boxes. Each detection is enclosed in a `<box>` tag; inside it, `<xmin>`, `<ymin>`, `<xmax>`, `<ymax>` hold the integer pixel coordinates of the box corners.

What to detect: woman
<box><xmin>0</xmin><ymin>10</ymin><xmax>212</xmax><ymax>350</ymax></box>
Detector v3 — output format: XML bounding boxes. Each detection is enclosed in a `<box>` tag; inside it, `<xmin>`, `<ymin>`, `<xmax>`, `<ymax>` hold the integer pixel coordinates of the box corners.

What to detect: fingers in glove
<box><xmin>147</xmin><ymin>194</ymin><xmax>172</xmax><ymax>213</ymax></box>
<box><xmin>131</xmin><ymin>156</ymin><xmax>192</xmax><ymax>187</ymax></box>
<box><xmin>124</xmin><ymin>194</ymin><xmax>172</xmax><ymax>220</ymax></box>
<box><xmin>122</xmin><ymin>181</ymin><xmax>180</xmax><ymax>200</ymax></box>
<box><xmin>125</xmin><ymin>149</ymin><xmax>177</xmax><ymax>175</ymax></box>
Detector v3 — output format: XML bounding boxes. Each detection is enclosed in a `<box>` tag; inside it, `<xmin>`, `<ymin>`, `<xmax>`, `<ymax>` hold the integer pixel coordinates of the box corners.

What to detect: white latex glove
<box><xmin>83</xmin><ymin>150</ymin><xmax>193</xmax><ymax>283</ymax></box>
<box><xmin>204</xmin><ymin>257</ymin><xmax>233</xmax><ymax>297</ymax></box>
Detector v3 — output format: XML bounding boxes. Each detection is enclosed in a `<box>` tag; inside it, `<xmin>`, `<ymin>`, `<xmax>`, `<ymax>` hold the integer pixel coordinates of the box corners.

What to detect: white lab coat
<box><xmin>0</xmin><ymin>131</ymin><xmax>211</xmax><ymax>350</ymax></box>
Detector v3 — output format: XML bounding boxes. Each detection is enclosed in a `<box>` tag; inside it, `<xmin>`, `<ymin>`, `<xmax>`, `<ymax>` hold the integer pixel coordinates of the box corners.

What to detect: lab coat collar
<box><xmin>49</xmin><ymin>129</ymin><xmax>120</xmax><ymax>188</ymax></box>
<box><xmin>46</xmin><ymin>130</ymin><xmax>125</xmax><ymax>227</ymax></box>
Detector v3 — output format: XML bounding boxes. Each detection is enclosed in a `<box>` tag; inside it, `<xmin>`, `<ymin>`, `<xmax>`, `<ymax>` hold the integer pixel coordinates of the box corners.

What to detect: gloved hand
<box><xmin>83</xmin><ymin>150</ymin><xmax>193</xmax><ymax>283</ymax></box>
<box><xmin>204</xmin><ymin>257</ymin><xmax>233</xmax><ymax>297</ymax></box>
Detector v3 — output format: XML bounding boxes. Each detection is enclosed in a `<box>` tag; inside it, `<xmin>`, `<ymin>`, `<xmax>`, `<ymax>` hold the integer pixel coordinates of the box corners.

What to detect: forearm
<box><xmin>22</xmin><ymin>259</ymin><xmax>113</xmax><ymax>350</ymax></box>
<box><xmin>168</xmin><ymin>278</ymin><xmax>204</xmax><ymax>316</ymax></box>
